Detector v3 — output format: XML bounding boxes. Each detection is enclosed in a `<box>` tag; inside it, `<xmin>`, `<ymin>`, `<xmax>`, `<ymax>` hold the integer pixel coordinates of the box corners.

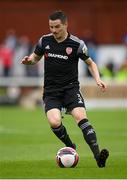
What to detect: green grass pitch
<box><xmin>0</xmin><ymin>106</ymin><xmax>127</xmax><ymax>179</ymax></box>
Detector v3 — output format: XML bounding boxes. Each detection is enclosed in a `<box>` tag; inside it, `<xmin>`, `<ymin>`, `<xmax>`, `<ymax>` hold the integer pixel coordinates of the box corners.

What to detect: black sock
<box><xmin>51</xmin><ymin>124</ymin><xmax>74</xmax><ymax>148</ymax></box>
<box><xmin>78</xmin><ymin>118</ymin><xmax>100</xmax><ymax>159</ymax></box>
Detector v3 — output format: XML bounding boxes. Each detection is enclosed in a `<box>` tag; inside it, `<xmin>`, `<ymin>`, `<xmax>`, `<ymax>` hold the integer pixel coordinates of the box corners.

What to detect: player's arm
<box><xmin>78</xmin><ymin>39</ymin><xmax>107</xmax><ymax>92</ymax></box>
<box><xmin>21</xmin><ymin>53</ymin><xmax>42</xmax><ymax>65</ymax></box>
<box><xmin>85</xmin><ymin>58</ymin><xmax>107</xmax><ymax>92</ymax></box>
<box><xmin>21</xmin><ymin>36</ymin><xmax>44</xmax><ymax>65</ymax></box>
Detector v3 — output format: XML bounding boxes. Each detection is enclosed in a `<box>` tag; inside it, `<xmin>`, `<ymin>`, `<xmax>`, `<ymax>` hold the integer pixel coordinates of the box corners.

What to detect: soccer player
<box><xmin>21</xmin><ymin>10</ymin><xmax>109</xmax><ymax>168</ymax></box>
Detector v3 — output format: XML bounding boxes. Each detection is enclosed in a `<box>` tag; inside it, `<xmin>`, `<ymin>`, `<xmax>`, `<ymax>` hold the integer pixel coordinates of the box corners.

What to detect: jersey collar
<box><xmin>52</xmin><ymin>32</ymin><xmax>70</xmax><ymax>44</ymax></box>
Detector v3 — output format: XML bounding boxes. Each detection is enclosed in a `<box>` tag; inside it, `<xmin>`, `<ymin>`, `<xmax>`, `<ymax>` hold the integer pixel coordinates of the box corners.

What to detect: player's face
<box><xmin>49</xmin><ymin>19</ymin><xmax>68</xmax><ymax>41</ymax></box>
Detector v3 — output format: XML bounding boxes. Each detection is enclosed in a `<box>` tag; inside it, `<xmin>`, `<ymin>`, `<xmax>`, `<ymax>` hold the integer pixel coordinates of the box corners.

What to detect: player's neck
<box><xmin>55</xmin><ymin>32</ymin><xmax>68</xmax><ymax>43</ymax></box>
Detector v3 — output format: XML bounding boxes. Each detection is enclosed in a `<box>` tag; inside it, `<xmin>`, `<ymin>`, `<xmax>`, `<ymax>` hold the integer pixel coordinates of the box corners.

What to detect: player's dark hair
<box><xmin>49</xmin><ymin>10</ymin><xmax>67</xmax><ymax>24</ymax></box>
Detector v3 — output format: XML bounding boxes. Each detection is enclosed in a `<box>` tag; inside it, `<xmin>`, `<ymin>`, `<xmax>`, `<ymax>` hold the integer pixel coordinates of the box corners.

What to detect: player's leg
<box><xmin>64</xmin><ymin>88</ymin><xmax>100</xmax><ymax>157</ymax></box>
<box><xmin>64</xmin><ymin>87</ymin><xmax>109</xmax><ymax>167</ymax></box>
<box><xmin>46</xmin><ymin>108</ymin><xmax>61</xmax><ymax>127</ymax></box>
<box><xmin>71</xmin><ymin>107</ymin><xmax>109</xmax><ymax>167</ymax></box>
<box><xmin>71</xmin><ymin>107</ymin><xmax>100</xmax><ymax>159</ymax></box>
<box><xmin>46</xmin><ymin>108</ymin><xmax>75</xmax><ymax>149</ymax></box>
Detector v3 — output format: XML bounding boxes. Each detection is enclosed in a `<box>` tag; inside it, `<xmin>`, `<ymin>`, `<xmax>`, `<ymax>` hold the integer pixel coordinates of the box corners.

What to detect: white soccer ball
<box><xmin>56</xmin><ymin>147</ymin><xmax>79</xmax><ymax>168</ymax></box>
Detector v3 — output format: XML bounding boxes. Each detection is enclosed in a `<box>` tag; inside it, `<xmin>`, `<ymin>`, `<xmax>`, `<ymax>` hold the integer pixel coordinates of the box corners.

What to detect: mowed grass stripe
<box><xmin>0</xmin><ymin>106</ymin><xmax>127</xmax><ymax>178</ymax></box>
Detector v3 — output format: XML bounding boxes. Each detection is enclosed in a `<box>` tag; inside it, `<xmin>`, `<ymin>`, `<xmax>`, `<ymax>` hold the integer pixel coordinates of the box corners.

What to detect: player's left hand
<box><xmin>97</xmin><ymin>80</ymin><xmax>107</xmax><ymax>92</ymax></box>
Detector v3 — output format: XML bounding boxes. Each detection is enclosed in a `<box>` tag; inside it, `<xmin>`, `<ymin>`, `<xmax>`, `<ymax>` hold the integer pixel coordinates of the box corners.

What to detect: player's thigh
<box><xmin>64</xmin><ymin>87</ymin><xmax>86</xmax><ymax>113</ymax></box>
<box><xmin>71</xmin><ymin>107</ymin><xmax>87</xmax><ymax>123</ymax></box>
<box><xmin>46</xmin><ymin>108</ymin><xmax>62</xmax><ymax>128</ymax></box>
<box><xmin>43</xmin><ymin>94</ymin><xmax>62</xmax><ymax>114</ymax></box>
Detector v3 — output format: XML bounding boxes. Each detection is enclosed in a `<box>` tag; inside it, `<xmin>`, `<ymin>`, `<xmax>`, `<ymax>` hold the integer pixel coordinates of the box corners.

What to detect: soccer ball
<box><xmin>56</xmin><ymin>147</ymin><xmax>79</xmax><ymax>168</ymax></box>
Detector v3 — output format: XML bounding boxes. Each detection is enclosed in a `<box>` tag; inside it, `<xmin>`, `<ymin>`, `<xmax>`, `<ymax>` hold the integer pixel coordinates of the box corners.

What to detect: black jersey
<box><xmin>34</xmin><ymin>33</ymin><xmax>89</xmax><ymax>91</ymax></box>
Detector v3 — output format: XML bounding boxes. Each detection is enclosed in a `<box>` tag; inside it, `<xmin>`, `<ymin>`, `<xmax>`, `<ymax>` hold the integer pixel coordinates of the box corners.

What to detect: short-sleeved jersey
<box><xmin>34</xmin><ymin>33</ymin><xmax>89</xmax><ymax>91</ymax></box>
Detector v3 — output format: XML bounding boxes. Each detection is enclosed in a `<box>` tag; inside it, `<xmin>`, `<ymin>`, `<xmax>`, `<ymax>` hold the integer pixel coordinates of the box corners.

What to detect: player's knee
<box><xmin>47</xmin><ymin>109</ymin><xmax>61</xmax><ymax>128</ymax></box>
<box><xmin>71</xmin><ymin>107</ymin><xmax>87</xmax><ymax>123</ymax></box>
<box><xmin>48</xmin><ymin>115</ymin><xmax>61</xmax><ymax>128</ymax></box>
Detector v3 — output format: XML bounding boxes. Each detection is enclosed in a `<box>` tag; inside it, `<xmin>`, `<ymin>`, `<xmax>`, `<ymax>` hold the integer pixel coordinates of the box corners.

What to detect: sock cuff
<box><xmin>78</xmin><ymin>118</ymin><xmax>88</xmax><ymax>126</ymax></box>
<box><xmin>78</xmin><ymin>118</ymin><xmax>91</xmax><ymax>130</ymax></box>
<box><xmin>51</xmin><ymin>124</ymin><xmax>63</xmax><ymax>132</ymax></box>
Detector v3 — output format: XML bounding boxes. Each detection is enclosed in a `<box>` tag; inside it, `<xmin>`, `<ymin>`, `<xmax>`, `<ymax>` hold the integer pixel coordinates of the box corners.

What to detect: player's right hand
<box><xmin>21</xmin><ymin>56</ymin><xmax>32</xmax><ymax>65</ymax></box>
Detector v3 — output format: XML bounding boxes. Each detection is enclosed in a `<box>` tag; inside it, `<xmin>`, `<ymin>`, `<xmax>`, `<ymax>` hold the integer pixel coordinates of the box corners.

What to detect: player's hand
<box><xmin>97</xmin><ymin>80</ymin><xmax>107</xmax><ymax>92</ymax></box>
<box><xmin>21</xmin><ymin>56</ymin><xmax>32</xmax><ymax>65</ymax></box>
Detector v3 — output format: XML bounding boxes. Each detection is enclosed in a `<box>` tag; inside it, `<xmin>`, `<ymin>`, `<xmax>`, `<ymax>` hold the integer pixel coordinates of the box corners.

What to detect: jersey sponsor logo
<box><xmin>66</xmin><ymin>47</ymin><xmax>72</xmax><ymax>55</ymax></box>
<box><xmin>48</xmin><ymin>53</ymin><xmax>68</xmax><ymax>60</ymax></box>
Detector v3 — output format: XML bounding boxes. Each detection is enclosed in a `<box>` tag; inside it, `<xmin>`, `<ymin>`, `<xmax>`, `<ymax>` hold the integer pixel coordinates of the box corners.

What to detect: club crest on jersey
<box><xmin>66</xmin><ymin>47</ymin><xmax>72</xmax><ymax>55</ymax></box>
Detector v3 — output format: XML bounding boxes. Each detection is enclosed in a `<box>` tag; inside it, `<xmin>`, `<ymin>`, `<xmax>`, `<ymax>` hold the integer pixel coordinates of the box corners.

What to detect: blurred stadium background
<box><xmin>0</xmin><ymin>0</ymin><xmax>127</xmax><ymax>109</ymax></box>
<box><xmin>0</xmin><ymin>0</ymin><xmax>127</xmax><ymax>179</ymax></box>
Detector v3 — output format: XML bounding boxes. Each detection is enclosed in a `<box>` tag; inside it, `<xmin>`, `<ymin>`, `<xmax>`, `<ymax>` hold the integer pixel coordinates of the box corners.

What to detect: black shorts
<box><xmin>43</xmin><ymin>86</ymin><xmax>85</xmax><ymax>113</ymax></box>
